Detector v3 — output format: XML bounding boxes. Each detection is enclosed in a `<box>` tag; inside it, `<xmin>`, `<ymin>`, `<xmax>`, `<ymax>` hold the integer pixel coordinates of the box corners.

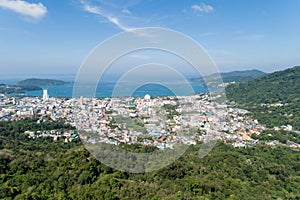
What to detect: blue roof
<box><xmin>152</xmin><ymin>133</ymin><xmax>160</xmax><ymax>137</ymax></box>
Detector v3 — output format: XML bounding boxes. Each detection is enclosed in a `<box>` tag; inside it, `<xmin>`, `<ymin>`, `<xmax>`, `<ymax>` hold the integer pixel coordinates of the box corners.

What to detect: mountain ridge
<box><xmin>226</xmin><ymin>66</ymin><xmax>300</xmax><ymax>130</ymax></box>
<box><xmin>17</xmin><ymin>78</ymin><xmax>67</xmax><ymax>87</ymax></box>
<box><xmin>191</xmin><ymin>69</ymin><xmax>267</xmax><ymax>87</ymax></box>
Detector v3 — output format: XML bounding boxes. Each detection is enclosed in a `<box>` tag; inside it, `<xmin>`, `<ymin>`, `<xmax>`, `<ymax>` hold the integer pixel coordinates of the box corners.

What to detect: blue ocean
<box><xmin>0</xmin><ymin>74</ymin><xmax>211</xmax><ymax>98</ymax></box>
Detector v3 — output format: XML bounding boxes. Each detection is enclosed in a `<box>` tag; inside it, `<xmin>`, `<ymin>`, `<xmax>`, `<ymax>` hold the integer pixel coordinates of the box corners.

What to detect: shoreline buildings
<box><xmin>0</xmin><ymin>92</ymin><xmax>271</xmax><ymax>148</ymax></box>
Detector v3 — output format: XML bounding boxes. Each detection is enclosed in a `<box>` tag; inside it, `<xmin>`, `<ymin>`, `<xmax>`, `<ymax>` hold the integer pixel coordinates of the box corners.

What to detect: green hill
<box><xmin>0</xmin><ymin>84</ymin><xmax>41</xmax><ymax>94</ymax></box>
<box><xmin>0</xmin><ymin>118</ymin><xmax>299</xmax><ymax>199</ymax></box>
<box><xmin>191</xmin><ymin>69</ymin><xmax>266</xmax><ymax>84</ymax></box>
<box><xmin>208</xmin><ymin>69</ymin><xmax>266</xmax><ymax>83</ymax></box>
<box><xmin>226</xmin><ymin>66</ymin><xmax>300</xmax><ymax>130</ymax></box>
<box><xmin>17</xmin><ymin>78</ymin><xmax>66</xmax><ymax>87</ymax></box>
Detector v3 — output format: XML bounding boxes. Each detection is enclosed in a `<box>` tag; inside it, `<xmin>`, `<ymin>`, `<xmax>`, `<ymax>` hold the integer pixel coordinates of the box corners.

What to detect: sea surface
<box><xmin>0</xmin><ymin>74</ymin><xmax>213</xmax><ymax>98</ymax></box>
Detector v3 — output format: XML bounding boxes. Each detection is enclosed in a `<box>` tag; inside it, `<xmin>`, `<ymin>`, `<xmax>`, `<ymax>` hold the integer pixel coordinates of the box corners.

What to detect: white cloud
<box><xmin>107</xmin><ymin>16</ymin><xmax>132</xmax><ymax>31</ymax></box>
<box><xmin>0</xmin><ymin>0</ymin><xmax>47</xmax><ymax>20</ymax></box>
<box><xmin>81</xmin><ymin>0</ymin><xmax>132</xmax><ymax>31</ymax></box>
<box><xmin>191</xmin><ymin>2</ymin><xmax>213</xmax><ymax>14</ymax></box>
<box><xmin>82</xmin><ymin>3</ymin><xmax>101</xmax><ymax>15</ymax></box>
<box><xmin>80</xmin><ymin>0</ymin><xmax>162</xmax><ymax>39</ymax></box>
<box><xmin>122</xmin><ymin>9</ymin><xmax>131</xmax><ymax>15</ymax></box>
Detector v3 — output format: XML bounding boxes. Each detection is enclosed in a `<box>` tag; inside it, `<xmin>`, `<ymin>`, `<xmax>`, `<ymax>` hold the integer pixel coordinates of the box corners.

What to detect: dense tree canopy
<box><xmin>226</xmin><ymin>66</ymin><xmax>300</xmax><ymax>130</ymax></box>
<box><xmin>0</xmin><ymin>119</ymin><xmax>299</xmax><ymax>199</ymax></box>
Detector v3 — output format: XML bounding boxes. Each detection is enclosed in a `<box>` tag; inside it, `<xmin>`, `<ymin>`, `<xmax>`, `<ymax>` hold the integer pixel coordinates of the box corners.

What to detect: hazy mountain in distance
<box><xmin>17</xmin><ymin>78</ymin><xmax>67</xmax><ymax>87</ymax></box>
<box><xmin>191</xmin><ymin>69</ymin><xmax>267</xmax><ymax>84</ymax></box>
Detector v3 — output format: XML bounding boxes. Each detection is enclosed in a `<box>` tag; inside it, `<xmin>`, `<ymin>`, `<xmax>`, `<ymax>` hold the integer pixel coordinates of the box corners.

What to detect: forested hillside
<box><xmin>17</xmin><ymin>78</ymin><xmax>66</xmax><ymax>87</ymax></box>
<box><xmin>0</xmin><ymin>84</ymin><xmax>41</xmax><ymax>94</ymax></box>
<box><xmin>0</xmin><ymin>119</ymin><xmax>299</xmax><ymax>199</ymax></box>
<box><xmin>226</xmin><ymin>66</ymin><xmax>300</xmax><ymax>130</ymax></box>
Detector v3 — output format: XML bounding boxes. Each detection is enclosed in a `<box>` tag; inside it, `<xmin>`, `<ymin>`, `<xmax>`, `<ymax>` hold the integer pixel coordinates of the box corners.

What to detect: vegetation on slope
<box><xmin>17</xmin><ymin>78</ymin><xmax>66</xmax><ymax>87</ymax></box>
<box><xmin>191</xmin><ymin>69</ymin><xmax>266</xmax><ymax>84</ymax></box>
<box><xmin>226</xmin><ymin>66</ymin><xmax>300</xmax><ymax>130</ymax></box>
<box><xmin>0</xmin><ymin>119</ymin><xmax>299</xmax><ymax>200</ymax></box>
<box><xmin>0</xmin><ymin>84</ymin><xmax>41</xmax><ymax>94</ymax></box>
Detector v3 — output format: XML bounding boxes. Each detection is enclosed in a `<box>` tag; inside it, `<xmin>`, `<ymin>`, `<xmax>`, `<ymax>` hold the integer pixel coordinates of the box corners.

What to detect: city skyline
<box><xmin>1</xmin><ymin>0</ymin><xmax>300</xmax><ymax>75</ymax></box>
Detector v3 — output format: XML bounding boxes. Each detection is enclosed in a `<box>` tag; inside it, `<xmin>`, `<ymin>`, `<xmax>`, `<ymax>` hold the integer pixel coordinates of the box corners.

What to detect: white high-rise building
<box><xmin>12</xmin><ymin>97</ymin><xmax>16</xmax><ymax>105</ymax></box>
<box><xmin>43</xmin><ymin>89</ymin><xmax>49</xmax><ymax>101</ymax></box>
<box><xmin>80</xmin><ymin>96</ymin><xmax>83</xmax><ymax>107</ymax></box>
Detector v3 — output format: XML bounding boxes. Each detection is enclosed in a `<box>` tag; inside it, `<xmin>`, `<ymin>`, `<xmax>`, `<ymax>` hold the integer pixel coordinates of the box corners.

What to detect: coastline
<box><xmin>24</xmin><ymin>81</ymin><xmax>212</xmax><ymax>98</ymax></box>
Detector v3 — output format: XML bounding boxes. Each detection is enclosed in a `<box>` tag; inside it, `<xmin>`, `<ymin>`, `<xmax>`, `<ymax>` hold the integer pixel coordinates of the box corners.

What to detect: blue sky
<box><xmin>0</xmin><ymin>0</ymin><xmax>300</xmax><ymax>76</ymax></box>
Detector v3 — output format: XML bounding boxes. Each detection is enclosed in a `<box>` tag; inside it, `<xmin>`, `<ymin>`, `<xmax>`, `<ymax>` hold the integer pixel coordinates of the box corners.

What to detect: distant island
<box><xmin>17</xmin><ymin>78</ymin><xmax>67</xmax><ymax>87</ymax></box>
<box><xmin>0</xmin><ymin>78</ymin><xmax>67</xmax><ymax>95</ymax></box>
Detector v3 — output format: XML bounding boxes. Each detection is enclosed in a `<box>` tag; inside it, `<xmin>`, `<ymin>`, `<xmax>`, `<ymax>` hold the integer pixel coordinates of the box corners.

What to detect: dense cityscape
<box><xmin>3</xmin><ymin>89</ymin><xmax>297</xmax><ymax>150</ymax></box>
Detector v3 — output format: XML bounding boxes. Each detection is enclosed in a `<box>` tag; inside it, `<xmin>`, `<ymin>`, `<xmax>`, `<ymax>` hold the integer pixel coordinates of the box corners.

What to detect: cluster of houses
<box><xmin>73</xmin><ymin>93</ymin><xmax>268</xmax><ymax>149</ymax></box>
<box><xmin>26</xmin><ymin>129</ymin><xmax>77</xmax><ymax>142</ymax></box>
<box><xmin>0</xmin><ymin>92</ymin><xmax>299</xmax><ymax>149</ymax></box>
